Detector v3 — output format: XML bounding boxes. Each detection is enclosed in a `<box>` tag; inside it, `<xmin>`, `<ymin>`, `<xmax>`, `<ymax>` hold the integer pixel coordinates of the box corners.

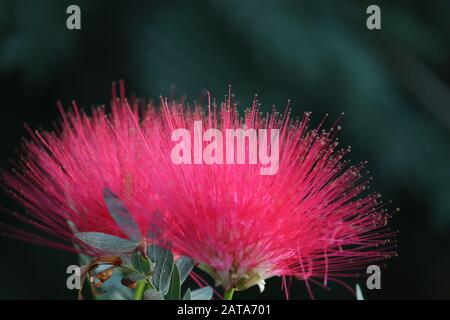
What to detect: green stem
<box><xmin>224</xmin><ymin>288</ymin><xmax>235</xmax><ymax>300</ymax></box>
<box><xmin>134</xmin><ymin>281</ymin><xmax>147</xmax><ymax>300</ymax></box>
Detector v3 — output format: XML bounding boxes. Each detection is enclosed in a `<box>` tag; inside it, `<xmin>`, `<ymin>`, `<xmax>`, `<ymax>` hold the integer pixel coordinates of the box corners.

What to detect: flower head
<box><xmin>2</xmin><ymin>82</ymin><xmax>396</xmax><ymax>296</ymax></box>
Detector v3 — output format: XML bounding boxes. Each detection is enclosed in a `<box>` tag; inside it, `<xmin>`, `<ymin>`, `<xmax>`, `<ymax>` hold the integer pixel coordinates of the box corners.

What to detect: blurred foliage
<box><xmin>0</xmin><ymin>0</ymin><xmax>449</xmax><ymax>299</ymax></box>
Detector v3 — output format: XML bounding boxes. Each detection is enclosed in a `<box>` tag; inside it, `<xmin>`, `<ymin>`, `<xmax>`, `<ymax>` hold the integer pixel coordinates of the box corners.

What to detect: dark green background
<box><xmin>0</xmin><ymin>0</ymin><xmax>449</xmax><ymax>299</ymax></box>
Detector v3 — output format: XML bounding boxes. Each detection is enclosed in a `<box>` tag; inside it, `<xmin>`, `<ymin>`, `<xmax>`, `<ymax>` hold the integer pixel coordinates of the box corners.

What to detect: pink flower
<box><xmin>2</xmin><ymin>82</ymin><xmax>396</xmax><ymax>295</ymax></box>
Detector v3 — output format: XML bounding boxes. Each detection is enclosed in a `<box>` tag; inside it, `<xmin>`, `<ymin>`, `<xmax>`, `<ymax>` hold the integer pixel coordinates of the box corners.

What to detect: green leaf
<box><xmin>144</xmin><ymin>289</ymin><xmax>164</xmax><ymax>300</ymax></box>
<box><xmin>147</xmin><ymin>243</ymin><xmax>172</xmax><ymax>262</ymax></box>
<box><xmin>147</xmin><ymin>210</ymin><xmax>164</xmax><ymax>240</ymax></box>
<box><xmin>120</xmin><ymin>254</ymin><xmax>133</xmax><ymax>267</ymax></box>
<box><xmin>103</xmin><ymin>188</ymin><xmax>141</xmax><ymax>241</ymax></box>
<box><xmin>76</xmin><ymin>232</ymin><xmax>138</xmax><ymax>253</ymax></box>
<box><xmin>356</xmin><ymin>284</ymin><xmax>365</xmax><ymax>300</ymax></box>
<box><xmin>151</xmin><ymin>245</ymin><xmax>174</xmax><ymax>294</ymax></box>
<box><xmin>175</xmin><ymin>256</ymin><xmax>196</xmax><ymax>284</ymax></box>
<box><xmin>190</xmin><ymin>287</ymin><xmax>213</xmax><ymax>300</ymax></box>
<box><xmin>182</xmin><ymin>288</ymin><xmax>191</xmax><ymax>300</ymax></box>
<box><xmin>131</xmin><ymin>252</ymin><xmax>151</xmax><ymax>273</ymax></box>
<box><xmin>147</xmin><ymin>244</ymin><xmax>164</xmax><ymax>263</ymax></box>
<box><xmin>165</xmin><ymin>265</ymin><xmax>181</xmax><ymax>300</ymax></box>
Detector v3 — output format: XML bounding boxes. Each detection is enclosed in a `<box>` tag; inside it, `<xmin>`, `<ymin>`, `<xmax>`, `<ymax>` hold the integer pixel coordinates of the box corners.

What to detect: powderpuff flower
<box><xmin>1</xmin><ymin>82</ymin><xmax>396</xmax><ymax>297</ymax></box>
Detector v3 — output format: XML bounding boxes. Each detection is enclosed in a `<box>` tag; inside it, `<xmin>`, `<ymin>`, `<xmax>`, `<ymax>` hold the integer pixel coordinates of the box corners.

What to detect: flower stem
<box><xmin>224</xmin><ymin>288</ymin><xmax>235</xmax><ymax>300</ymax></box>
<box><xmin>134</xmin><ymin>281</ymin><xmax>147</xmax><ymax>300</ymax></box>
